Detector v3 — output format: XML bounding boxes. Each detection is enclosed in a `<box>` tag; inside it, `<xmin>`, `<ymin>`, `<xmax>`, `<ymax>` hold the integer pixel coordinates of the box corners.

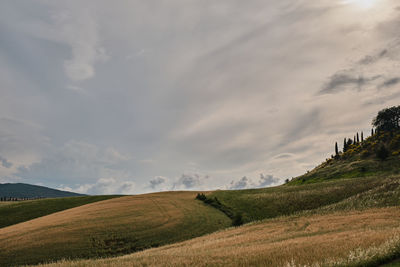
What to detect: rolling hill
<box><xmin>0</xmin><ymin>192</ymin><xmax>231</xmax><ymax>266</ymax></box>
<box><xmin>0</xmin><ymin>195</ymin><xmax>121</xmax><ymax>228</ymax></box>
<box><xmin>4</xmin><ymin>108</ymin><xmax>400</xmax><ymax>266</ymax></box>
<box><xmin>38</xmin><ymin>207</ymin><xmax>400</xmax><ymax>267</ymax></box>
<box><xmin>0</xmin><ymin>183</ymin><xmax>84</xmax><ymax>199</ymax></box>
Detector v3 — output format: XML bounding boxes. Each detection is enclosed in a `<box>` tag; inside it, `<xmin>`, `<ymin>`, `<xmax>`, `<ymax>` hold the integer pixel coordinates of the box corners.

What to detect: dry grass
<box><xmin>0</xmin><ymin>192</ymin><xmax>231</xmax><ymax>266</ymax></box>
<box><xmin>37</xmin><ymin>207</ymin><xmax>400</xmax><ymax>267</ymax></box>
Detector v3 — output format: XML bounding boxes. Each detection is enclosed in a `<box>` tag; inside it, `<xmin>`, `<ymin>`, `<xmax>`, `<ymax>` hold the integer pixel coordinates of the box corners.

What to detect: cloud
<box><xmin>17</xmin><ymin>3</ymin><xmax>108</xmax><ymax>82</ymax></box>
<box><xmin>14</xmin><ymin>140</ymin><xmax>130</xmax><ymax>187</ymax></box>
<box><xmin>60</xmin><ymin>177</ymin><xmax>136</xmax><ymax>195</ymax></box>
<box><xmin>229</xmin><ymin>174</ymin><xmax>280</xmax><ymax>190</ymax></box>
<box><xmin>258</xmin><ymin>174</ymin><xmax>280</xmax><ymax>187</ymax></box>
<box><xmin>0</xmin><ymin>156</ymin><xmax>12</xmax><ymax>168</ymax></box>
<box><xmin>2</xmin><ymin>0</ymin><xmax>400</xmax><ymax>194</ymax></box>
<box><xmin>319</xmin><ymin>72</ymin><xmax>375</xmax><ymax>94</ymax></box>
<box><xmin>172</xmin><ymin>173</ymin><xmax>210</xmax><ymax>190</ymax></box>
<box><xmin>229</xmin><ymin>176</ymin><xmax>250</xmax><ymax>190</ymax></box>
<box><xmin>379</xmin><ymin>77</ymin><xmax>400</xmax><ymax>88</ymax></box>
<box><xmin>359</xmin><ymin>49</ymin><xmax>388</xmax><ymax>65</ymax></box>
<box><xmin>149</xmin><ymin>176</ymin><xmax>168</xmax><ymax>189</ymax></box>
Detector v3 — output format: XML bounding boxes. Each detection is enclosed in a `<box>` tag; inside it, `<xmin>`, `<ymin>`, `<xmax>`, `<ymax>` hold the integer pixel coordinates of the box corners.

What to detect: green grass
<box><xmin>292</xmin><ymin>157</ymin><xmax>400</xmax><ymax>184</ymax></box>
<box><xmin>208</xmin><ymin>176</ymin><xmax>394</xmax><ymax>223</ymax></box>
<box><xmin>0</xmin><ymin>195</ymin><xmax>120</xmax><ymax>228</ymax></box>
<box><xmin>382</xmin><ymin>261</ymin><xmax>400</xmax><ymax>267</ymax></box>
<box><xmin>0</xmin><ymin>192</ymin><xmax>231</xmax><ymax>266</ymax></box>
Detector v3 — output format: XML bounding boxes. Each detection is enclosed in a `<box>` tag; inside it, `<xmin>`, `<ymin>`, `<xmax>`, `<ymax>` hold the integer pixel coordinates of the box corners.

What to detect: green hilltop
<box><xmin>291</xmin><ymin>105</ymin><xmax>400</xmax><ymax>184</ymax></box>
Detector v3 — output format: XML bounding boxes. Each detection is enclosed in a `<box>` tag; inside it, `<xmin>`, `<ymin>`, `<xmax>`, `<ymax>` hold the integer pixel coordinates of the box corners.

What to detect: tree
<box><xmin>371</xmin><ymin>128</ymin><xmax>374</xmax><ymax>136</ymax></box>
<box><xmin>357</xmin><ymin>132</ymin><xmax>360</xmax><ymax>143</ymax></box>
<box><xmin>232</xmin><ymin>213</ymin><xmax>243</xmax><ymax>226</ymax></box>
<box><xmin>372</xmin><ymin>106</ymin><xmax>400</xmax><ymax>132</ymax></box>
<box><xmin>361</xmin><ymin>132</ymin><xmax>364</xmax><ymax>142</ymax></box>
<box><xmin>335</xmin><ymin>142</ymin><xmax>339</xmax><ymax>156</ymax></box>
<box><xmin>347</xmin><ymin>138</ymin><xmax>353</xmax><ymax>148</ymax></box>
<box><xmin>343</xmin><ymin>138</ymin><xmax>347</xmax><ymax>152</ymax></box>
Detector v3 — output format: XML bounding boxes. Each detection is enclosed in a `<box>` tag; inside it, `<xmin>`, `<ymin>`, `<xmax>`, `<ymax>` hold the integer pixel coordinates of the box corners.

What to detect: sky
<box><xmin>1</xmin><ymin>0</ymin><xmax>400</xmax><ymax>195</ymax></box>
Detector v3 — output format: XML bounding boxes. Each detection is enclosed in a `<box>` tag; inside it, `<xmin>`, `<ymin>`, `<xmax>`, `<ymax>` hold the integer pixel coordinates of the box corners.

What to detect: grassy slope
<box><xmin>0</xmin><ymin>191</ymin><xmax>231</xmax><ymax>266</ymax></box>
<box><xmin>208</xmin><ymin>176</ymin><xmax>389</xmax><ymax>223</ymax></box>
<box><xmin>0</xmin><ymin>195</ymin><xmax>120</xmax><ymax>228</ymax></box>
<box><xmin>37</xmin><ymin>175</ymin><xmax>400</xmax><ymax>267</ymax></box>
<box><xmin>39</xmin><ymin>207</ymin><xmax>400</xmax><ymax>267</ymax></box>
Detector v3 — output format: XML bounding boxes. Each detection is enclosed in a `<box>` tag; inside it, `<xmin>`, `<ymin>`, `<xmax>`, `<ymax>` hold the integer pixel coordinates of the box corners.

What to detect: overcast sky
<box><xmin>1</xmin><ymin>0</ymin><xmax>400</xmax><ymax>194</ymax></box>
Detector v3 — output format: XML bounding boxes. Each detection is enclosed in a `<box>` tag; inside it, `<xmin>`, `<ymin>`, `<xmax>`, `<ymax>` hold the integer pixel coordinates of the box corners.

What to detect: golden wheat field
<box><xmin>0</xmin><ymin>192</ymin><xmax>230</xmax><ymax>266</ymax></box>
<box><xmin>37</xmin><ymin>207</ymin><xmax>400</xmax><ymax>267</ymax></box>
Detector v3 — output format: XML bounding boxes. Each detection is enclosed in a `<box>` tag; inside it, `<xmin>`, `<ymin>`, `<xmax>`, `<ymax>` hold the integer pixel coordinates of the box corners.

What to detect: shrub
<box><xmin>376</xmin><ymin>144</ymin><xmax>389</xmax><ymax>161</ymax></box>
<box><xmin>232</xmin><ymin>213</ymin><xmax>243</xmax><ymax>227</ymax></box>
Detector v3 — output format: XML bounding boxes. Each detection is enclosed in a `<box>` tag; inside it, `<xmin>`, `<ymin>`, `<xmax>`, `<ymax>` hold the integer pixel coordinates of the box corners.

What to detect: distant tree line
<box><xmin>0</xmin><ymin>197</ymin><xmax>44</xmax><ymax>201</ymax></box>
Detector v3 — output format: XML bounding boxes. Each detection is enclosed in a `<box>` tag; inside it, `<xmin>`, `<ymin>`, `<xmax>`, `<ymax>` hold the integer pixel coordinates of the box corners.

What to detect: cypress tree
<box><xmin>361</xmin><ymin>132</ymin><xmax>364</xmax><ymax>142</ymax></box>
<box><xmin>357</xmin><ymin>132</ymin><xmax>360</xmax><ymax>143</ymax></box>
<box><xmin>343</xmin><ymin>138</ymin><xmax>347</xmax><ymax>152</ymax></box>
<box><xmin>354</xmin><ymin>135</ymin><xmax>356</xmax><ymax>144</ymax></box>
<box><xmin>335</xmin><ymin>142</ymin><xmax>339</xmax><ymax>156</ymax></box>
<box><xmin>371</xmin><ymin>128</ymin><xmax>374</xmax><ymax>136</ymax></box>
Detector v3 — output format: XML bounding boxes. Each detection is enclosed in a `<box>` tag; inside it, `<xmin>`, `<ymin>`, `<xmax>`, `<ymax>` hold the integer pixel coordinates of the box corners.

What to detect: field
<box><xmin>207</xmin><ymin>175</ymin><xmax>400</xmax><ymax>223</ymax></box>
<box><xmin>2</xmin><ymin>175</ymin><xmax>400</xmax><ymax>266</ymax></box>
<box><xmin>38</xmin><ymin>207</ymin><xmax>400</xmax><ymax>267</ymax></box>
<box><xmin>0</xmin><ymin>191</ymin><xmax>231</xmax><ymax>266</ymax></box>
<box><xmin>0</xmin><ymin>195</ymin><xmax>120</xmax><ymax>228</ymax></box>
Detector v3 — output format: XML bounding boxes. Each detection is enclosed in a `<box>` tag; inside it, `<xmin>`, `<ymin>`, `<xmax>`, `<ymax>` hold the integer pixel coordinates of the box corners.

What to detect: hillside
<box><xmin>291</xmin><ymin>130</ymin><xmax>400</xmax><ymax>184</ymax></box>
<box><xmin>36</xmin><ymin>175</ymin><xmax>400</xmax><ymax>266</ymax></box>
<box><xmin>0</xmin><ymin>183</ymin><xmax>84</xmax><ymax>199</ymax></box>
<box><xmin>0</xmin><ymin>192</ymin><xmax>231</xmax><ymax>266</ymax></box>
<box><xmin>38</xmin><ymin>207</ymin><xmax>400</xmax><ymax>267</ymax></box>
<box><xmin>0</xmin><ymin>195</ymin><xmax>120</xmax><ymax>228</ymax></box>
<box><xmin>3</xmin><ymin>175</ymin><xmax>399</xmax><ymax>266</ymax></box>
<box><xmin>5</xmin><ymin>107</ymin><xmax>400</xmax><ymax>266</ymax></box>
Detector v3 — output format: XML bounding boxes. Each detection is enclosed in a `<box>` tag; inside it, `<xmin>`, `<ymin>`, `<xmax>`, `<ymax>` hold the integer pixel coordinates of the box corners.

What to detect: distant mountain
<box><xmin>0</xmin><ymin>183</ymin><xmax>84</xmax><ymax>199</ymax></box>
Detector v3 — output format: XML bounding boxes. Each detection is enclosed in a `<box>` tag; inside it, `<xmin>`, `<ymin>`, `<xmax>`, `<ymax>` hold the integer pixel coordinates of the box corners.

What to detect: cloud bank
<box><xmin>1</xmin><ymin>0</ymin><xmax>400</xmax><ymax>194</ymax></box>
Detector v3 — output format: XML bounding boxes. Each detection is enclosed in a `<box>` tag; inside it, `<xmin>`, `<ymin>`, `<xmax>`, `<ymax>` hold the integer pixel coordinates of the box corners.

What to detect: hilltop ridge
<box><xmin>291</xmin><ymin>106</ymin><xmax>400</xmax><ymax>184</ymax></box>
<box><xmin>0</xmin><ymin>183</ymin><xmax>84</xmax><ymax>199</ymax></box>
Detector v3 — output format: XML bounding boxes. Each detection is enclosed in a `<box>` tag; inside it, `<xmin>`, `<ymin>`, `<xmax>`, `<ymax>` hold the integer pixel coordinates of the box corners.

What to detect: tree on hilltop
<box><xmin>335</xmin><ymin>142</ymin><xmax>339</xmax><ymax>156</ymax></box>
<box><xmin>373</xmin><ymin>106</ymin><xmax>400</xmax><ymax>132</ymax></box>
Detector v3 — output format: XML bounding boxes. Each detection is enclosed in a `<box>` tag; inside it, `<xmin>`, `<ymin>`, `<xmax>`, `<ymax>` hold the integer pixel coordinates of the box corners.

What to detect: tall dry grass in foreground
<box><xmin>38</xmin><ymin>207</ymin><xmax>400</xmax><ymax>267</ymax></box>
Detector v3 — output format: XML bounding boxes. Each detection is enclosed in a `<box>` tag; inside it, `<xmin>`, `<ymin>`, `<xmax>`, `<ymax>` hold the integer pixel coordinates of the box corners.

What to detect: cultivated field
<box><xmin>38</xmin><ymin>207</ymin><xmax>400</xmax><ymax>267</ymax></box>
<box><xmin>0</xmin><ymin>195</ymin><xmax>119</xmax><ymax>228</ymax></box>
<box><xmin>0</xmin><ymin>192</ymin><xmax>231</xmax><ymax>266</ymax></box>
<box><xmin>2</xmin><ymin>175</ymin><xmax>399</xmax><ymax>266</ymax></box>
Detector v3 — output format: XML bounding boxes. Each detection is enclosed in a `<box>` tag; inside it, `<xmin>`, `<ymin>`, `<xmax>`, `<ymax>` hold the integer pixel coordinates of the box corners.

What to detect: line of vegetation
<box><xmin>288</xmin><ymin>106</ymin><xmax>400</xmax><ymax>184</ymax></box>
<box><xmin>195</xmin><ymin>193</ymin><xmax>243</xmax><ymax>226</ymax></box>
<box><xmin>0</xmin><ymin>195</ymin><xmax>121</xmax><ymax>228</ymax></box>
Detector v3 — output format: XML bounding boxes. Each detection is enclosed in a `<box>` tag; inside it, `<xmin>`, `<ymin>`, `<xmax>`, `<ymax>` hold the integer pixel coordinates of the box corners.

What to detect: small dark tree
<box><xmin>284</xmin><ymin>178</ymin><xmax>290</xmax><ymax>184</ymax></box>
<box><xmin>232</xmin><ymin>213</ymin><xmax>243</xmax><ymax>226</ymax></box>
<box><xmin>371</xmin><ymin>128</ymin><xmax>374</xmax><ymax>136</ymax></box>
<box><xmin>343</xmin><ymin>138</ymin><xmax>347</xmax><ymax>152</ymax></box>
<box><xmin>361</xmin><ymin>132</ymin><xmax>364</xmax><ymax>142</ymax></box>
<box><xmin>347</xmin><ymin>138</ymin><xmax>353</xmax><ymax>148</ymax></box>
<box><xmin>376</xmin><ymin>144</ymin><xmax>389</xmax><ymax>161</ymax></box>
<box><xmin>357</xmin><ymin>133</ymin><xmax>360</xmax><ymax>143</ymax></box>
<box><xmin>335</xmin><ymin>142</ymin><xmax>339</xmax><ymax>156</ymax></box>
